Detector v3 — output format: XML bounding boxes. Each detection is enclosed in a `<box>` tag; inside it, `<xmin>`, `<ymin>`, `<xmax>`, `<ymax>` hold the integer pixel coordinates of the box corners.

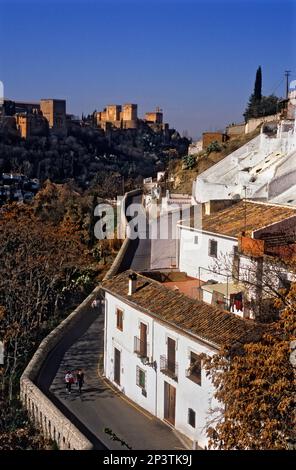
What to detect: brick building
<box><xmin>96</xmin><ymin>103</ymin><xmax>138</xmax><ymax>129</ymax></box>
<box><xmin>40</xmin><ymin>99</ymin><xmax>66</xmax><ymax>136</ymax></box>
<box><xmin>202</xmin><ymin>132</ymin><xmax>228</xmax><ymax>149</ymax></box>
<box><xmin>15</xmin><ymin>112</ymin><xmax>48</xmax><ymax>138</ymax></box>
<box><xmin>145</xmin><ymin>108</ymin><xmax>163</xmax><ymax>124</ymax></box>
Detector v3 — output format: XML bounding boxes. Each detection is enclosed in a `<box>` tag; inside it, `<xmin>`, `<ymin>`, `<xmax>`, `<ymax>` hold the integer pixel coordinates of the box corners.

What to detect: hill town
<box><xmin>0</xmin><ymin>0</ymin><xmax>295</xmax><ymax>459</ymax></box>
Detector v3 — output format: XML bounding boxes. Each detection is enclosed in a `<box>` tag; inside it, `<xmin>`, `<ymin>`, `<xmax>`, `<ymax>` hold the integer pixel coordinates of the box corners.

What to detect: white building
<box><xmin>193</xmin><ymin>120</ymin><xmax>296</xmax><ymax>205</ymax></box>
<box><xmin>188</xmin><ymin>140</ymin><xmax>203</xmax><ymax>155</ymax></box>
<box><xmin>177</xmin><ymin>200</ymin><xmax>296</xmax><ymax>317</ymax></box>
<box><xmin>102</xmin><ymin>270</ymin><xmax>259</xmax><ymax>448</ymax></box>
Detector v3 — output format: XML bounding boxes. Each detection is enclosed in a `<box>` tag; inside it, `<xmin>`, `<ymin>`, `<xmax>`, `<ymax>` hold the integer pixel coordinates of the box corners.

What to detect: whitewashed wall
<box><xmin>178</xmin><ymin>225</ymin><xmax>238</xmax><ymax>282</ymax></box>
<box><xmin>104</xmin><ymin>291</ymin><xmax>218</xmax><ymax>449</ymax></box>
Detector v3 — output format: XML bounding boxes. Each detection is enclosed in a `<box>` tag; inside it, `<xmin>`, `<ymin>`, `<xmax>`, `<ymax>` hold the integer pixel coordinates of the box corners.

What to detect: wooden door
<box><xmin>167</xmin><ymin>337</ymin><xmax>176</xmax><ymax>374</ymax></box>
<box><xmin>114</xmin><ymin>348</ymin><xmax>121</xmax><ymax>385</ymax></box>
<box><xmin>164</xmin><ymin>381</ymin><xmax>176</xmax><ymax>426</ymax></box>
<box><xmin>140</xmin><ymin>322</ymin><xmax>147</xmax><ymax>356</ymax></box>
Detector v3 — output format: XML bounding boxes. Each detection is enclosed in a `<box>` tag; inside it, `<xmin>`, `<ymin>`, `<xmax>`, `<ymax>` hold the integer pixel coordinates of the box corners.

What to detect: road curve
<box><xmin>35</xmin><ymin>191</ymin><xmax>186</xmax><ymax>450</ymax></box>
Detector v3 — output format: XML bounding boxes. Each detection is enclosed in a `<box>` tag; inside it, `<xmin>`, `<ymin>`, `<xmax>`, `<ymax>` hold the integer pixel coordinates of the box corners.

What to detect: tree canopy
<box><xmin>205</xmin><ymin>284</ymin><xmax>296</xmax><ymax>449</ymax></box>
<box><xmin>244</xmin><ymin>67</ymin><xmax>280</xmax><ymax>122</ymax></box>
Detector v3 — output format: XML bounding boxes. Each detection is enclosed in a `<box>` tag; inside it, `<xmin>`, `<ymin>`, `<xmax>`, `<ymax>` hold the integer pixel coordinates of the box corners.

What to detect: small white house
<box><xmin>102</xmin><ymin>270</ymin><xmax>258</xmax><ymax>449</ymax></box>
<box><xmin>177</xmin><ymin>200</ymin><xmax>296</xmax><ymax>317</ymax></box>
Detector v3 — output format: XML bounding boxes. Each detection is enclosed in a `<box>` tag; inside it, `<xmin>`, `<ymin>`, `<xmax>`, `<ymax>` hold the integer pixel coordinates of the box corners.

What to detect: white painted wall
<box><xmin>194</xmin><ymin>123</ymin><xmax>296</xmax><ymax>204</ymax></box>
<box><xmin>178</xmin><ymin>225</ymin><xmax>238</xmax><ymax>282</ymax></box>
<box><xmin>104</xmin><ymin>293</ymin><xmax>156</xmax><ymax>415</ymax></box>
<box><xmin>104</xmin><ymin>291</ymin><xmax>218</xmax><ymax>449</ymax></box>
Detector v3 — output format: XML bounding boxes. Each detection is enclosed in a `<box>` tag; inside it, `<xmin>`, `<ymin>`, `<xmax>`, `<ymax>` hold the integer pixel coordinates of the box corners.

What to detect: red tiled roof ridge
<box><xmin>102</xmin><ymin>270</ymin><xmax>263</xmax><ymax>347</ymax></box>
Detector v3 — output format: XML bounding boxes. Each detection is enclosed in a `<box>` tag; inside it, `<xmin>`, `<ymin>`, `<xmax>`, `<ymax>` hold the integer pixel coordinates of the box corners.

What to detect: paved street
<box><xmin>127</xmin><ymin>194</ymin><xmax>151</xmax><ymax>271</ymax></box>
<box><xmin>150</xmin><ymin>212</ymin><xmax>177</xmax><ymax>269</ymax></box>
<box><xmin>36</xmin><ymin>193</ymin><xmax>188</xmax><ymax>450</ymax></box>
<box><xmin>43</xmin><ymin>308</ymin><xmax>186</xmax><ymax>450</ymax></box>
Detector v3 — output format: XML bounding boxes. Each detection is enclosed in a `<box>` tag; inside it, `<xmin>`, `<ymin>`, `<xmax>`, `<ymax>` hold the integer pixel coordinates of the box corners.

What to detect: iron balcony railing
<box><xmin>160</xmin><ymin>355</ymin><xmax>178</xmax><ymax>381</ymax></box>
<box><xmin>134</xmin><ymin>336</ymin><xmax>149</xmax><ymax>358</ymax></box>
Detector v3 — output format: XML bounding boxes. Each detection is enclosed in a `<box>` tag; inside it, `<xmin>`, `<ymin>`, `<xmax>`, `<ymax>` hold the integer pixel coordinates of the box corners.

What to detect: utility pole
<box><xmin>285</xmin><ymin>70</ymin><xmax>291</xmax><ymax>99</ymax></box>
<box><xmin>243</xmin><ymin>185</ymin><xmax>247</xmax><ymax>235</ymax></box>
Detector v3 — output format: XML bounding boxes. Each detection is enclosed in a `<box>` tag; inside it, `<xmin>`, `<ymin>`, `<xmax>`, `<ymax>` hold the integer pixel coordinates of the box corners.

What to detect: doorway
<box><xmin>114</xmin><ymin>347</ymin><xmax>121</xmax><ymax>385</ymax></box>
<box><xmin>164</xmin><ymin>381</ymin><xmax>176</xmax><ymax>426</ymax></box>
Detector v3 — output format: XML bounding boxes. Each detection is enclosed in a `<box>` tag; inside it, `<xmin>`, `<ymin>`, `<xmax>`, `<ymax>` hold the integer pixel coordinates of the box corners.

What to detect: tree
<box><xmin>204</xmin><ymin>286</ymin><xmax>296</xmax><ymax>449</ymax></box>
<box><xmin>0</xmin><ymin>203</ymin><xmax>91</xmax><ymax>401</ymax></box>
<box><xmin>244</xmin><ymin>67</ymin><xmax>279</xmax><ymax>122</ymax></box>
<box><xmin>209</xmin><ymin>248</ymin><xmax>296</xmax><ymax>323</ymax></box>
<box><xmin>254</xmin><ymin>66</ymin><xmax>262</xmax><ymax>102</ymax></box>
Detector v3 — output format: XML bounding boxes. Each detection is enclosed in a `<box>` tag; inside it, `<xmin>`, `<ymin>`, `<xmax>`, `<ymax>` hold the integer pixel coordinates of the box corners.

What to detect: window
<box><xmin>116</xmin><ymin>308</ymin><xmax>123</xmax><ymax>331</ymax></box>
<box><xmin>194</xmin><ymin>235</ymin><xmax>199</xmax><ymax>245</ymax></box>
<box><xmin>209</xmin><ymin>239</ymin><xmax>217</xmax><ymax>257</ymax></box>
<box><xmin>279</xmin><ymin>273</ymin><xmax>291</xmax><ymax>290</ymax></box>
<box><xmin>188</xmin><ymin>408</ymin><xmax>196</xmax><ymax>428</ymax></box>
<box><xmin>136</xmin><ymin>366</ymin><xmax>146</xmax><ymax>390</ymax></box>
<box><xmin>187</xmin><ymin>351</ymin><xmax>202</xmax><ymax>385</ymax></box>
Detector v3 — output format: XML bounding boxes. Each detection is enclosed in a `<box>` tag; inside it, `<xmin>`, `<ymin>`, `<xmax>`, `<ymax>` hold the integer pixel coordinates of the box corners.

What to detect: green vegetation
<box><xmin>206</xmin><ymin>140</ymin><xmax>222</xmax><ymax>154</ymax></box>
<box><xmin>244</xmin><ymin>66</ymin><xmax>280</xmax><ymax>121</ymax></box>
<box><xmin>182</xmin><ymin>154</ymin><xmax>196</xmax><ymax>170</ymax></box>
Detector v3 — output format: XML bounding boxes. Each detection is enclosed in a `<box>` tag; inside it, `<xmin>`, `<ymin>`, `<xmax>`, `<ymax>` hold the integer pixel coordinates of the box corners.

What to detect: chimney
<box><xmin>128</xmin><ymin>273</ymin><xmax>137</xmax><ymax>296</ymax></box>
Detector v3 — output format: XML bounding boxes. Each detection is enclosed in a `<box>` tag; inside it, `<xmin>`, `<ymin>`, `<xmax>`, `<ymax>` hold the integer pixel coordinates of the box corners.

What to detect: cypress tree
<box><xmin>254</xmin><ymin>66</ymin><xmax>262</xmax><ymax>102</ymax></box>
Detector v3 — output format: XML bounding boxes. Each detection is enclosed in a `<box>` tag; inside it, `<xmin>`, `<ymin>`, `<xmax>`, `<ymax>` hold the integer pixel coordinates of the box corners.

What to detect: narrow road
<box><xmin>150</xmin><ymin>212</ymin><xmax>177</xmax><ymax>269</ymax></box>
<box><xmin>36</xmin><ymin>192</ymin><xmax>186</xmax><ymax>450</ymax></box>
<box><xmin>126</xmin><ymin>194</ymin><xmax>151</xmax><ymax>271</ymax></box>
<box><xmin>46</xmin><ymin>307</ymin><xmax>186</xmax><ymax>450</ymax></box>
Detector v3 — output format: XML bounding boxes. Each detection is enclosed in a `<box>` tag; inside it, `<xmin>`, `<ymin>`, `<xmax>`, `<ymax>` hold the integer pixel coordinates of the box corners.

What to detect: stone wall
<box><xmin>245</xmin><ymin>114</ymin><xmax>280</xmax><ymax>134</ymax></box>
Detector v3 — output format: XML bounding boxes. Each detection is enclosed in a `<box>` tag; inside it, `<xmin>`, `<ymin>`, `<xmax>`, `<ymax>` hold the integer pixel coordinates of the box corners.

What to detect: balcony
<box><xmin>134</xmin><ymin>336</ymin><xmax>149</xmax><ymax>359</ymax></box>
<box><xmin>160</xmin><ymin>355</ymin><xmax>178</xmax><ymax>381</ymax></box>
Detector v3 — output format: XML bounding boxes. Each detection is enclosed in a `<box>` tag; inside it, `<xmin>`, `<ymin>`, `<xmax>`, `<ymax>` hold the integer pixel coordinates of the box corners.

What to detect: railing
<box><xmin>160</xmin><ymin>355</ymin><xmax>178</xmax><ymax>381</ymax></box>
<box><xmin>134</xmin><ymin>337</ymin><xmax>149</xmax><ymax>358</ymax></box>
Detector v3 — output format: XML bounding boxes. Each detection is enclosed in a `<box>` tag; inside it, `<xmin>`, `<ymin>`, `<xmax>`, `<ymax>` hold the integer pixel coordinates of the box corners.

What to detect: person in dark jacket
<box><xmin>76</xmin><ymin>369</ymin><xmax>84</xmax><ymax>394</ymax></box>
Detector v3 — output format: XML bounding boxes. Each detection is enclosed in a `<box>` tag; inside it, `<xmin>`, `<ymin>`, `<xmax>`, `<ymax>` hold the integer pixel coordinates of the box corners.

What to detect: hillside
<box><xmin>167</xmin><ymin>128</ymin><xmax>260</xmax><ymax>194</ymax></box>
<box><xmin>0</xmin><ymin>119</ymin><xmax>189</xmax><ymax>197</ymax></box>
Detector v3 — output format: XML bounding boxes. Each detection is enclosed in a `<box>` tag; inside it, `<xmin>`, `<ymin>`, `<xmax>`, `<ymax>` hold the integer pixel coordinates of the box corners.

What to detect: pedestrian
<box><xmin>65</xmin><ymin>370</ymin><xmax>74</xmax><ymax>394</ymax></box>
<box><xmin>76</xmin><ymin>368</ymin><xmax>84</xmax><ymax>394</ymax></box>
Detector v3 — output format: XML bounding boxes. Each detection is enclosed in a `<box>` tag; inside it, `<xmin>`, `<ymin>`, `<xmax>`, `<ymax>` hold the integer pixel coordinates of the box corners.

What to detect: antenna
<box><xmin>285</xmin><ymin>70</ymin><xmax>291</xmax><ymax>99</ymax></box>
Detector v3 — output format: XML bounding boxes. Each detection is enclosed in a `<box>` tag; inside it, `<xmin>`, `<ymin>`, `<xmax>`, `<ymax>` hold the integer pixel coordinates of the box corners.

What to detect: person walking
<box><xmin>65</xmin><ymin>370</ymin><xmax>74</xmax><ymax>394</ymax></box>
<box><xmin>76</xmin><ymin>368</ymin><xmax>84</xmax><ymax>394</ymax></box>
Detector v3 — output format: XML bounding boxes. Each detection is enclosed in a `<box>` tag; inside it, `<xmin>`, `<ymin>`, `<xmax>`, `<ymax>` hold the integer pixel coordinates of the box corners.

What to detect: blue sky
<box><xmin>0</xmin><ymin>0</ymin><xmax>295</xmax><ymax>138</ymax></box>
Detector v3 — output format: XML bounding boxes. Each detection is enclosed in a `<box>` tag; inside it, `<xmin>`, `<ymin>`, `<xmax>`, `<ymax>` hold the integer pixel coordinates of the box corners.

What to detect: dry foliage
<box><xmin>204</xmin><ymin>285</ymin><xmax>296</xmax><ymax>449</ymax></box>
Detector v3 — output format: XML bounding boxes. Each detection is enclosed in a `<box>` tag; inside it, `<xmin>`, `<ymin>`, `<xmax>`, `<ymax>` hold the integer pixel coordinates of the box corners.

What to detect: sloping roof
<box><xmin>201</xmin><ymin>282</ymin><xmax>244</xmax><ymax>297</ymax></box>
<box><xmin>187</xmin><ymin>200</ymin><xmax>296</xmax><ymax>238</ymax></box>
<box><xmin>102</xmin><ymin>270</ymin><xmax>262</xmax><ymax>348</ymax></box>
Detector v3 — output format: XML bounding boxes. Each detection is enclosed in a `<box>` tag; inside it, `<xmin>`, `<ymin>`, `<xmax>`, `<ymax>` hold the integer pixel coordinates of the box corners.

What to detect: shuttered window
<box><xmin>136</xmin><ymin>366</ymin><xmax>146</xmax><ymax>389</ymax></box>
<box><xmin>116</xmin><ymin>308</ymin><xmax>123</xmax><ymax>331</ymax></box>
<box><xmin>187</xmin><ymin>351</ymin><xmax>202</xmax><ymax>385</ymax></box>
<box><xmin>188</xmin><ymin>408</ymin><xmax>196</xmax><ymax>428</ymax></box>
<box><xmin>209</xmin><ymin>239</ymin><xmax>218</xmax><ymax>257</ymax></box>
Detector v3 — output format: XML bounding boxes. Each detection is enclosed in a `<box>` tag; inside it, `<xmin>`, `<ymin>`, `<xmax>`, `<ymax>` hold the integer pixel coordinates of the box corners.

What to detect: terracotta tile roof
<box><xmin>102</xmin><ymin>270</ymin><xmax>263</xmax><ymax>347</ymax></box>
<box><xmin>187</xmin><ymin>201</ymin><xmax>296</xmax><ymax>238</ymax></box>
